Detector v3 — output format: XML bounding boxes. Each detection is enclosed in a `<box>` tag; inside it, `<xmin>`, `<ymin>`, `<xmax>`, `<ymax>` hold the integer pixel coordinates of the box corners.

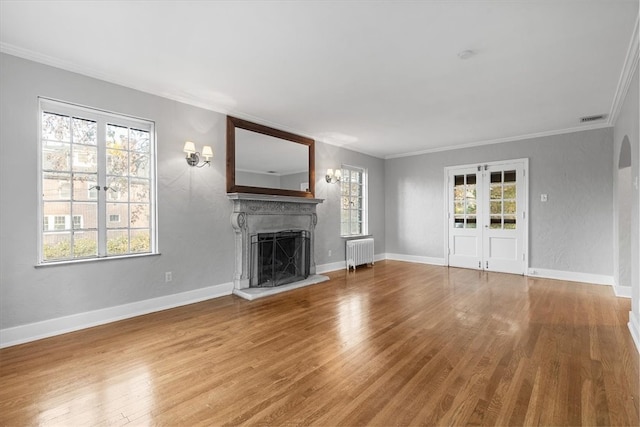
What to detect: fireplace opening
<box><xmin>250</xmin><ymin>230</ymin><xmax>310</xmax><ymax>287</ymax></box>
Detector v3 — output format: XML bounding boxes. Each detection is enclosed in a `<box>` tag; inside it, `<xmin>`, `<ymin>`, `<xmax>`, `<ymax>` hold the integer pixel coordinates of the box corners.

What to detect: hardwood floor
<box><xmin>1</xmin><ymin>261</ymin><xmax>638</xmax><ymax>426</ymax></box>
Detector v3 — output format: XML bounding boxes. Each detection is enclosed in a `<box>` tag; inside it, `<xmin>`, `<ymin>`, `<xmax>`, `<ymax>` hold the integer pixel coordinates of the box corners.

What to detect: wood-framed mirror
<box><xmin>226</xmin><ymin>116</ymin><xmax>315</xmax><ymax>198</ymax></box>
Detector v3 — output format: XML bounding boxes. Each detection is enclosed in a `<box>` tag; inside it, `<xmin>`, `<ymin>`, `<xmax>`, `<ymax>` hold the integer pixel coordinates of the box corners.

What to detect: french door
<box><xmin>446</xmin><ymin>159</ymin><xmax>528</xmax><ymax>275</ymax></box>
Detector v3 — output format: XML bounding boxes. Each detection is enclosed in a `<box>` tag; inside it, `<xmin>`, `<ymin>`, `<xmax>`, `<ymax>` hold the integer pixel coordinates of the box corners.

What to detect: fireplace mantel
<box><xmin>227</xmin><ymin>193</ymin><xmax>324</xmax><ymax>204</ymax></box>
<box><xmin>228</xmin><ymin>193</ymin><xmax>324</xmax><ymax>292</ymax></box>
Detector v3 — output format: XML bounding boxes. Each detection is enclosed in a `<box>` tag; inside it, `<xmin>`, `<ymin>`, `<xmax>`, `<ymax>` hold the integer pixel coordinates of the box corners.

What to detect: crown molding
<box><xmin>609</xmin><ymin>14</ymin><xmax>639</xmax><ymax>126</ymax></box>
<box><xmin>384</xmin><ymin>122</ymin><xmax>612</xmax><ymax>159</ymax></box>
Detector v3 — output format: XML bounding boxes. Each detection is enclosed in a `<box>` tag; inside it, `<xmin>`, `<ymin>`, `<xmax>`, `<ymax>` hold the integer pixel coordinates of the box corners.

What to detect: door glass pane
<box><xmin>490</xmin><ymin>184</ymin><xmax>502</xmax><ymax>199</ymax></box>
<box><xmin>504</xmin><ymin>201</ymin><xmax>516</xmax><ymax>214</ymax></box>
<box><xmin>454</xmin><ymin>216</ymin><xmax>464</xmax><ymax>228</ymax></box>
<box><xmin>454</xmin><ymin>201</ymin><xmax>464</xmax><ymax>214</ymax></box>
<box><xmin>490</xmin><ymin>171</ymin><xmax>502</xmax><ymax>183</ymax></box>
<box><xmin>503</xmin><ymin>184</ymin><xmax>516</xmax><ymax>199</ymax></box>
<box><xmin>466</xmin><ymin>200</ymin><xmax>476</xmax><ymax>214</ymax></box>
<box><xmin>490</xmin><ymin>201</ymin><xmax>502</xmax><ymax>214</ymax></box>
<box><xmin>504</xmin><ymin>170</ymin><xmax>516</xmax><ymax>183</ymax></box>
<box><xmin>504</xmin><ymin>216</ymin><xmax>517</xmax><ymax>229</ymax></box>
<box><xmin>466</xmin><ymin>217</ymin><xmax>477</xmax><ymax>228</ymax></box>
<box><xmin>490</xmin><ymin>216</ymin><xmax>502</xmax><ymax>229</ymax></box>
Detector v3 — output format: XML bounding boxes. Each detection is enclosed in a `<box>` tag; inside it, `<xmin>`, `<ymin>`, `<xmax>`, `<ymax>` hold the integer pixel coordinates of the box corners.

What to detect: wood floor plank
<box><xmin>0</xmin><ymin>261</ymin><xmax>637</xmax><ymax>426</ymax></box>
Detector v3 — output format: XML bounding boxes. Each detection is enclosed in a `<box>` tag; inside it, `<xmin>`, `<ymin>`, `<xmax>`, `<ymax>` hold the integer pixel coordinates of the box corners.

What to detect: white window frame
<box><xmin>340</xmin><ymin>164</ymin><xmax>368</xmax><ymax>237</ymax></box>
<box><xmin>37</xmin><ymin>98</ymin><xmax>158</xmax><ymax>264</ymax></box>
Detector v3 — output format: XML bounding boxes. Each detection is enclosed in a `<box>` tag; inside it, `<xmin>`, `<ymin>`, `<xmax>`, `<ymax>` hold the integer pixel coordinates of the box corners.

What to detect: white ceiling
<box><xmin>1</xmin><ymin>1</ymin><xmax>637</xmax><ymax>159</ymax></box>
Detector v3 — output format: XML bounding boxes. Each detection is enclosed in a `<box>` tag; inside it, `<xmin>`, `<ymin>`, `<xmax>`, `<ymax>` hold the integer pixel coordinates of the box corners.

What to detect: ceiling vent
<box><xmin>580</xmin><ymin>114</ymin><xmax>607</xmax><ymax>123</ymax></box>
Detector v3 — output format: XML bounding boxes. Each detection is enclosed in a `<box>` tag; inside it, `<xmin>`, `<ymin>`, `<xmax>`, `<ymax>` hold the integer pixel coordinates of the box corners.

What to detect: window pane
<box><xmin>130</xmin><ymin>129</ymin><xmax>150</xmax><ymax>152</ymax></box>
<box><xmin>42</xmin><ymin>112</ymin><xmax>70</xmax><ymax>142</ymax></box>
<box><xmin>43</xmin><ymin>232</ymin><xmax>72</xmax><ymax>261</ymax></box>
<box><xmin>72</xmin><ymin>144</ymin><xmax>97</xmax><ymax>173</ymax></box>
<box><xmin>73</xmin><ymin>231</ymin><xmax>97</xmax><ymax>258</ymax></box>
<box><xmin>106</xmin><ymin>176</ymin><xmax>128</xmax><ymax>202</ymax></box>
<box><xmin>72</xmin><ymin>118</ymin><xmax>97</xmax><ymax>145</ymax></box>
<box><xmin>107</xmin><ymin>148</ymin><xmax>128</xmax><ymax>176</ymax></box>
<box><xmin>454</xmin><ymin>175</ymin><xmax>464</xmax><ymax>186</ymax></box>
<box><xmin>490</xmin><ymin>171</ymin><xmax>502</xmax><ymax>183</ymax></box>
<box><xmin>130</xmin><ymin>152</ymin><xmax>150</xmax><ymax>178</ymax></box>
<box><xmin>490</xmin><ymin>201</ymin><xmax>502</xmax><ymax>214</ymax></box>
<box><xmin>43</xmin><ymin>202</ymin><xmax>70</xmax><ymax>227</ymax></box>
<box><xmin>130</xmin><ymin>179</ymin><xmax>150</xmax><ymax>203</ymax></box>
<box><xmin>466</xmin><ymin>217</ymin><xmax>477</xmax><ymax>229</ymax></box>
<box><xmin>107</xmin><ymin>203</ymin><xmax>128</xmax><ymax>229</ymax></box>
<box><xmin>130</xmin><ymin>229</ymin><xmax>150</xmax><ymax>253</ymax></box>
<box><xmin>130</xmin><ymin>204</ymin><xmax>150</xmax><ymax>228</ymax></box>
<box><xmin>42</xmin><ymin>141</ymin><xmax>71</xmax><ymax>171</ymax></box>
<box><xmin>74</xmin><ymin>202</ymin><xmax>97</xmax><ymax>229</ymax></box>
<box><xmin>350</xmin><ymin>183</ymin><xmax>360</xmax><ymax>196</ymax></box>
<box><xmin>466</xmin><ymin>174</ymin><xmax>476</xmax><ymax>185</ymax></box>
<box><xmin>43</xmin><ymin>172</ymin><xmax>71</xmax><ymax>200</ymax></box>
<box><xmin>107</xmin><ymin>124</ymin><xmax>129</xmax><ymax>150</ymax></box>
<box><xmin>107</xmin><ymin>230</ymin><xmax>129</xmax><ymax>255</ymax></box>
<box><xmin>454</xmin><ymin>217</ymin><xmax>464</xmax><ymax>228</ymax></box>
<box><xmin>454</xmin><ymin>201</ymin><xmax>464</xmax><ymax>214</ymax></box>
<box><xmin>72</xmin><ymin>174</ymin><xmax>98</xmax><ymax>201</ymax></box>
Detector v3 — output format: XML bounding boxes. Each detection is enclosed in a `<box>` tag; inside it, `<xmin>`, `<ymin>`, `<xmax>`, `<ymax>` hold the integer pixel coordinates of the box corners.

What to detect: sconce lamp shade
<box><xmin>201</xmin><ymin>145</ymin><xmax>213</xmax><ymax>161</ymax></box>
<box><xmin>183</xmin><ymin>141</ymin><xmax>196</xmax><ymax>154</ymax></box>
<box><xmin>325</xmin><ymin>168</ymin><xmax>342</xmax><ymax>184</ymax></box>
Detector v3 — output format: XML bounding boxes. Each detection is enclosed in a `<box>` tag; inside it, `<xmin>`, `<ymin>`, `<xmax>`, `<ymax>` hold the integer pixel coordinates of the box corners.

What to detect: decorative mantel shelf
<box><xmin>227</xmin><ymin>193</ymin><xmax>325</xmax><ymax>298</ymax></box>
<box><xmin>227</xmin><ymin>192</ymin><xmax>324</xmax><ymax>204</ymax></box>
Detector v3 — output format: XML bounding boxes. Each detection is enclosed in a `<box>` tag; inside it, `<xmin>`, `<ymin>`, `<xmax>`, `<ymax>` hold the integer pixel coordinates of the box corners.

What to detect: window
<box><xmin>340</xmin><ymin>165</ymin><xmax>367</xmax><ymax>236</ymax></box>
<box><xmin>39</xmin><ymin>99</ymin><xmax>156</xmax><ymax>263</ymax></box>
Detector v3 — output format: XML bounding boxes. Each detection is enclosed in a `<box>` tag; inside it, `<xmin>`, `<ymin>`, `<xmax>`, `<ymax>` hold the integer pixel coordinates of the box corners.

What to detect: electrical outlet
<box><xmin>165</xmin><ymin>272</ymin><xmax>172</xmax><ymax>282</ymax></box>
<box><xmin>328</xmin><ymin>250</ymin><xmax>332</xmax><ymax>257</ymax></box>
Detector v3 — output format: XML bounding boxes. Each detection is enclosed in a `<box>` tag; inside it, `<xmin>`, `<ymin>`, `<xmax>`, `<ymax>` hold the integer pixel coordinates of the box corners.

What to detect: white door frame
<box><xmin>444</xmin><ymin>158</ymin><xmax>529</xmax><ymax>274</ymax></box>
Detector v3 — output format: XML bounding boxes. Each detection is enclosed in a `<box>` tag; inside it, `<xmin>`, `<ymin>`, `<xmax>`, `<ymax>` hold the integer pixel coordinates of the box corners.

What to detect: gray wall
<box><xmin>613</xmin><ymin>65</ymin><xmax>639</xmax><ymax>317</ymax></box>
<box><xmin>385</xmin><ymin>128</ymin><xmax>614</xmax><ymax>276</ymax></box>
<box><xmin>0</xmin><ymin>53</ymin><xmax>385</xmax><ymax>330</ymax></box>
<box><xmin>314</xmin><ymin>142</ymin><xmax>386</xmax><ymax>265</ymax></box>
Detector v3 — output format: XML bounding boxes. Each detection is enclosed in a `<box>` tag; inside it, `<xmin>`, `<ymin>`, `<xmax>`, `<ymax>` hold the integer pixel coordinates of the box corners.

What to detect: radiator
<box><xmin>346</xmin><ymin>238</ymin><xmax>375</xmax><ymax>271</ymax></box>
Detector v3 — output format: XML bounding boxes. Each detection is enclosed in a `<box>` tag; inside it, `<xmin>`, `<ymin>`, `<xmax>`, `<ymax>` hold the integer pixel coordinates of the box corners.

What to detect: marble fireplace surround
<box><xmin>228</xmin><ymin>193</ymin><xmax>329</xmax><ymax>300</ymax></box>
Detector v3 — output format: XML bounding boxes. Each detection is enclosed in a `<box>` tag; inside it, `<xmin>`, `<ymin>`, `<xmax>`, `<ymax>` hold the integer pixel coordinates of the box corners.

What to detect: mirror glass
<box><xmin>235</xmin><ymin>129</ymin><xmax>309</xmax><ymax>191</ymax></box>
<box><xmin>227</xmin><ymin>116</ymin><xmax>315</xmax><ymax>197</ymax></box>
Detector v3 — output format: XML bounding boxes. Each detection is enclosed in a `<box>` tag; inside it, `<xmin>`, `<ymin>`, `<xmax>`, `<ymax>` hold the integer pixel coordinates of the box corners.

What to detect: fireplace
<box><xmin>251</xmin><ymin>230</ymin><xmax>310</xmax><ymax>287</ymax></box>
<box><xmin>228</xmin><ymin>193</ymin><xmax>326</xmax><ymax>298</ymax></box>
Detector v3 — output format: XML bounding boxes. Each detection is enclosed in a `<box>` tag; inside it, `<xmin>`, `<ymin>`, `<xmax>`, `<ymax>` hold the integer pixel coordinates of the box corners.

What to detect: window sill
<box><xmin>35</xmin><ymin>252</ymin><xmax>161</xmax><ymax>268</ymax></box>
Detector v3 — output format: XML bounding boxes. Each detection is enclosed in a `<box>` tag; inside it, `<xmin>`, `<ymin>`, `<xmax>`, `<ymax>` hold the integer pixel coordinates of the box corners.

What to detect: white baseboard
<box><xmin>614</xmin><ymin>286</ymin><xmax>632</xmax><ymax>298</ymax></box>
<box><xmin>316</xmin><ymin>253</ymin><xmax>387</xmax><ymax>274</ymax></box>
<box><xmin>316</xmin><ymin>260</ymin><xmax>346</xmax><ymax>274</ymax></box>
<box><xmin>629</xmin><ymin>311</ymin><xmax>640</xmax><ymax>354</ymax></box>
<box><xmin>385</xmin><ymin>253</ymin><xmax>446</xmax><ymax>266</ymax></box>
<box><xmin>0</xmin><ymin>282</ymin><xmax>234</xmax><ymax>348</ymax></box>
<box><xmin>527</xmin><ymin>268</ymin><xmax>614</xmax><ymax>286</ymax></box>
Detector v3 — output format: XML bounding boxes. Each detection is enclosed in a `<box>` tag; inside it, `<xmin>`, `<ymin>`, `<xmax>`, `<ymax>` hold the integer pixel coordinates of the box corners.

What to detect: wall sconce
<box><xmin>325</xmin><ymin>168</ymin><xmax>342</xmax><ymax>184</ymax></box>
<box><xmin>183</xmin><ymin>141</ymin><xmax>213</xmax><ymax>167</ymax></box>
